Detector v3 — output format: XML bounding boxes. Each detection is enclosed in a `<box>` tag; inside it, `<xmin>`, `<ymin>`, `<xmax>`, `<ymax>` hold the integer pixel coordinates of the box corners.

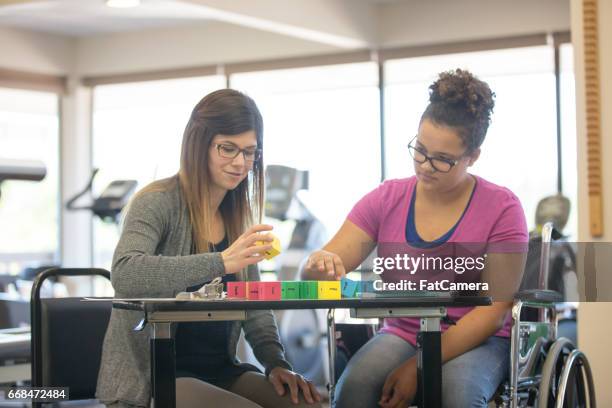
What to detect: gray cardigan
<box><xmin>95</xmin><ymin>179</ymin><xmax>291</xmax><ymax>407</ymax></box>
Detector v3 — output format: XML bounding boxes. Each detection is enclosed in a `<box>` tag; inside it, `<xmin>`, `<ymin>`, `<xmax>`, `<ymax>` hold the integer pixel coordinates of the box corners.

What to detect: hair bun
<box><xmin>429</xmin><ymin>69</ymin><xmax>495</xmax><ymax>120</ymax></box>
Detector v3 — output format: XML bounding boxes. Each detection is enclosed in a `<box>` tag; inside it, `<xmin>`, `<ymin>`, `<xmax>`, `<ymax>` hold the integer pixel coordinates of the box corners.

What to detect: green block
<box><xmin>281</xmin><ymin>281</ymin><xmax>300</xmax><ymax>299</ymax></box>
<box><xmin>299</xmin><ymin>281</ymin><xmax>319</xmax><ymax>299</ymax></box>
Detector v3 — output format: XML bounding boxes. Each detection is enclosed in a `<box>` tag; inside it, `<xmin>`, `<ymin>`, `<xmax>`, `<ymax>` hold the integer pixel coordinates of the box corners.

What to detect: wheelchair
<box><xmin>493</xmin><ymin>222</ymin><xmax>596</xmax><ymax>407</ymax></box>
<box><xmin>320</xmin><ymin>222</ymin><xmax>596</xmax><ymax>407</ymax></box>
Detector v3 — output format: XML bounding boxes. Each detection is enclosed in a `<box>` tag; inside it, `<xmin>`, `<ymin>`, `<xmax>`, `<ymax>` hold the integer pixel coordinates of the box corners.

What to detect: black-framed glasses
<box><xmin>215</xmin><ymin>143</ymin><xmax>262</xmax><ymax>162</ymax></box>
<box><xmin>407</xmin><ymin>137</ymin><xmax>461</xmax><ymax>173</ymax></box>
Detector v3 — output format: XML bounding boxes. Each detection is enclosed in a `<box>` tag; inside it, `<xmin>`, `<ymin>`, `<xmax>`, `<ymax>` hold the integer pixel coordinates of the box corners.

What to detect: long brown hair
<box><xmin>139</xmin><ymin>89</ymin><xmax>264</xmax><ymax>253</ymax></box>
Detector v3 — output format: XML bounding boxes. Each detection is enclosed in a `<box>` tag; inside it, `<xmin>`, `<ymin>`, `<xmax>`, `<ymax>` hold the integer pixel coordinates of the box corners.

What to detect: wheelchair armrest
<box><xmin>514</xmin><ymin>289</ymin><xmax>563</xmax><ymax>304</ymax></box>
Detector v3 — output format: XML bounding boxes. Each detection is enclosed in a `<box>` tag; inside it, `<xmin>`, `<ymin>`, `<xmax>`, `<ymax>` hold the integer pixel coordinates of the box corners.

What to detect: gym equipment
<box><xmin>0</xmin><ymin>159</ymin><xmax>46</xmax><ymax>182</ymax></box>
<box><xmin>0</xmin><ymin>158</ymin><xmax>46</xmax><ymax>201</ymax></box>
<box><xmin>0</xmin><ymin>159</ymin><xmax>47</xmax><ymax>388</ymax></box>
<box><xmin>524</xmin><ymin>194</ymin><xmax>578</xmax><ymax>347</ymax></box>
<box><xmin>528</xmin><ymin>194</ymin><xmax>578</xmax><ymax>301</ymax></box>
<box><xmin>264</xmin><ymin>165</ymin><xmax>327</xmax><ymax>276</ymax></box>
<box><xmin>534</xmin><ymin>194</ymin><xmax>571</xmax><ymax>234</ymax></box>
<box><xmin>66</xmin><ymin>168</ymin><xmax>137</xmax><ymax>224</ymax></box>
<box><xmin>0</xmin><ymin>327</ymin><xmax>30</xmax><ymax>385</ymax></box>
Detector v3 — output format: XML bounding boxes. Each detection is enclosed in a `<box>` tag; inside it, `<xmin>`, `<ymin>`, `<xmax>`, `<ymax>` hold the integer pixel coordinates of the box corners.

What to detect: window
<box><xmin>231</xmin><ymin>62</ymin><xmax>381</xmax><ymax>235</ymax></box>
<box><xmin>0</xmin><ymin>87</ymin><xmax>59</xmax><ymax>274</ymax></box>
<box><xmin>384</xmin><ymin>46</ymin><xmax>559</xmax><ymax>231</ymax></box>
<box><xmin>92</xmin><ymin>75</ymin><xmax>226</xmax><ymax>268</ymax></box>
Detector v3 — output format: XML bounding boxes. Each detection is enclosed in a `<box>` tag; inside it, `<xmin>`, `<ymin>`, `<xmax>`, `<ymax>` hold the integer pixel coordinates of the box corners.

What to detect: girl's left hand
<box><xmin>379</xmin><ymin>358</ymin><xmax>418</xmax><ymax>408</ymax></box>
<box><xmin>268</xmin><ymin>367</ymin><xmax>321</xmax><ymax>405</ymax></box>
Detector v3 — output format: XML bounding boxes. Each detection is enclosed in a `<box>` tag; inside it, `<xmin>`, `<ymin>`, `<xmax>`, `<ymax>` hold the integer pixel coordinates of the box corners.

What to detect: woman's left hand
<box><xmin>379</xmin><ymin>358</ymin><xmax>418</xmax><ymax>408</ymax></box>
<box><xmin>268</xmin><ymin>367</ymin><xmax>321</xmax><ymax>405</ymax></box>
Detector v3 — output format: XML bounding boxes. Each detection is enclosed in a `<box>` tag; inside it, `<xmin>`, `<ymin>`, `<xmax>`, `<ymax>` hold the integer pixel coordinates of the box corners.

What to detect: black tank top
<box><xmin>175</xmin><ymin>237</ymin><xmax>260</xmax><ymax>384</ymax></box>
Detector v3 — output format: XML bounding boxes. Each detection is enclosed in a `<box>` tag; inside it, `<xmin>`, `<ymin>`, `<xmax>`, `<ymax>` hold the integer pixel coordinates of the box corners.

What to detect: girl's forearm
<box><xmin>439</xmin><ymin>302</ymin><xmax>512</xmax><ymax>363</ymax></box>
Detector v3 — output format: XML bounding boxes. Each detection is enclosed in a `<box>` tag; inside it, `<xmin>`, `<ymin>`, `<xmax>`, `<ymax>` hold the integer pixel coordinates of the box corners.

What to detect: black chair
<box><xmin>31</xmin><ymin>268</ymin><xmax>111</xmax><ymax>407</ymax></box>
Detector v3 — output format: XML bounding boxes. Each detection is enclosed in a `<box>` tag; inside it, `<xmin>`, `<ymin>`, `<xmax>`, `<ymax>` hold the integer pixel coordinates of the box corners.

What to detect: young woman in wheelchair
<box><xmin>96</xmin><ymin>89</ymin><xmax>321</xmax><ymax>408</ymax></box>
<box><xmin>303</xmin><ymin>69</ymin><xmax>528</xmax><ymax>408</ymax></box>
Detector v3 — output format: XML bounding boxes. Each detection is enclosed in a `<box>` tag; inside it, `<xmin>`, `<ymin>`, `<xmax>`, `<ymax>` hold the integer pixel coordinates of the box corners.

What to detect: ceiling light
<box><xmin>106</xmin><ymin>0</ymin><xmax>141</xmax><ymax>8</ymax></box>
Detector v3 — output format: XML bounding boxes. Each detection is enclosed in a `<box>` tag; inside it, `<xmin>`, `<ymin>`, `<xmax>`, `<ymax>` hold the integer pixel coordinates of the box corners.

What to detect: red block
<box><xmin>247</xmin><ymin>282</ymin><xmax>261</xmax><ymax>300</ymax></box>
<box><xmin>260</xmin><ymin>282</ymin><xmax>281</xmax><ymax>300</ymax></box>
<box><xmin>227</xmin><ymin>282</ymin><xmax>246</xmax><ymax>299</ymax></box>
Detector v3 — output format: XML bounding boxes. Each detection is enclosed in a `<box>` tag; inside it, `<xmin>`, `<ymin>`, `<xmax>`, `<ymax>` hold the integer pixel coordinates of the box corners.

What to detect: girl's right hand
<box><xmin>221</xmin><ymin>224</ymin><xmax>274</xmax><ymax>274</ymax></box>
<box><xmin>304</xmin><ymin>250</ymin><xmax>346</xmax><ymax>280</ymax></box>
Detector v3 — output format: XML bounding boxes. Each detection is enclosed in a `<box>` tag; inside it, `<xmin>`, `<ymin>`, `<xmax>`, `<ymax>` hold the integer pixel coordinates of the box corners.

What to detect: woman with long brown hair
<box><xmin>96</xmin><ymin>89</ymin><xmax>321</xmax><ymax>408</ymax></box>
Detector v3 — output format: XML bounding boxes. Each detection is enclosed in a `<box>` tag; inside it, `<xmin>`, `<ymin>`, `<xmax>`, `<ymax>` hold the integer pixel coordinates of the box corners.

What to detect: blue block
<box><xmin>341</xmin><ymin>278</ymin><xmax>359</xmax><ymax>298</ymax></box>
<box><xmin>359</xmin><ymin>280</ymin><xmax>375</xmax><ymax>294</ymax></box>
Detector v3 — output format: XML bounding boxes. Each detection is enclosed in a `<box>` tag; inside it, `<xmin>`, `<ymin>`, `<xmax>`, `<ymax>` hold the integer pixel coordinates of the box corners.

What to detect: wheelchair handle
<box><xmin>536</xmin><ymin>222</ymin><xmax>564</xmax><ymax>332</ymax></box>
<box><xmin>538</xmin><ymin>222</ymin><xmax>554</xmax><ymax>291</ymax></box>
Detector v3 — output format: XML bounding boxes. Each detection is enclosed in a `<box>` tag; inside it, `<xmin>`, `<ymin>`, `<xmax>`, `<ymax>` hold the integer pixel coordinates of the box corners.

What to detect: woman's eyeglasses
<box><xmin>407</xmin><ymin>137</ymin><xmax>463</xmax><ymax>173</ymax></box>
<box><xmin>215</xmin><ymin>144</ymin><xmax>262</xmax><ymax>162</ymax></box>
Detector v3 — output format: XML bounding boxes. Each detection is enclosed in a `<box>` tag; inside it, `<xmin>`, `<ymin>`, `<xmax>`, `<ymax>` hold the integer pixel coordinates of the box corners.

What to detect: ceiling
<box><xmin>0</xmin><ymin>0</ymin><xmax>215</xmax><ymax>36</ymax></box>
<box><xmin>0</xmin><ymin>0</ymin><xmax>405</xmax><ymax>37</ymax></box>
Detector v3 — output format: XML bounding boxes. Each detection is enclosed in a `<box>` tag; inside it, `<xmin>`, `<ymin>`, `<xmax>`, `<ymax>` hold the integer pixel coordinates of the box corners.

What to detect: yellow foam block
<box><xmin>318</xmin><ymin>281</ymin><xmax>341</xmax><ymax>300</ymax></box>
<box><xmin>256</xmin><ymin>234</ymin><xmax>281</xmax><ymax>260</ymax></box>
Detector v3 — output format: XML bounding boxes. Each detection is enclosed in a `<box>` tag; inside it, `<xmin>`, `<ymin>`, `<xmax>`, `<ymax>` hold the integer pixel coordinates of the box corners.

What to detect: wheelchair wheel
<box><xmin>537</xmin><ymin>337</ymin><xmax>596</xmax><ymax>408</ymax></box>
<box><xmin>538</xmin><ymin>338</ymin><xmax>574</xmax><ymax>407</ymax></box>
<box><xmin>553</xmin><ymin>349</ymin><xmax>596</xmax><ymax>408</ymax></box>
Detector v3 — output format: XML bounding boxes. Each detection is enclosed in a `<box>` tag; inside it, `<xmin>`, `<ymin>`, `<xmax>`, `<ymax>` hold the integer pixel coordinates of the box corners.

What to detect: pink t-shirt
<box><xmin>347</xmin><ymin>175</ymin><xmax>528</xmax><ymax>346</ymax></box>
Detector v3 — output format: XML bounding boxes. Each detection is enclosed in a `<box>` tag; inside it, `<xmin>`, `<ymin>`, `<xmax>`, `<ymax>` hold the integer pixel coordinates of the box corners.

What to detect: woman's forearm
<box><xmin>439</xmin><ymin>302</ymin><xmax>512</xmax><ymax>363</ymax></box>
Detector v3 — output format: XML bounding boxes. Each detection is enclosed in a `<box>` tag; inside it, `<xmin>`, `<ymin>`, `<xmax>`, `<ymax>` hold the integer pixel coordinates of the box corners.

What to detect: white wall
<box><xmin>59</xmin><ymin>80</ymin><xmax>95</xmax><ymax>294</ymax></box>
<box><xmin>59</xmin><ymin>81</ymin><xmax>92</xmax><ymax>269</ymax></box>
<box><xmin>75</xmin><ymin>22</ymin><xmax>340</xmax><ymax>76</ymax></box>
<box><xmin>183</xmin><ymin>0</ymin><xmax>377</xmax><ymax>47</ymax></box>
<box><xmin>378</xmin><ymin>0</ymin><xmax>570</xmax><ymax>47</ymax></box>
<box><xmin>572</xmin><ymin>0</ymin><xmax>612</xmax><ymax>405</ymax></box>
<box><xmin>0</xmin><ymin>26</ymin><xmax>74</xmax><ymax>75</ymax></box>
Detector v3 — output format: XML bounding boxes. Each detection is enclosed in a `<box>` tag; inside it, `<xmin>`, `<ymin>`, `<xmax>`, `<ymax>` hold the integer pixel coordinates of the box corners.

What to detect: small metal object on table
<box><xmin>108</xmin><ymin>295</ymin><xmax>490</xmax><ymax>408</ymax></box>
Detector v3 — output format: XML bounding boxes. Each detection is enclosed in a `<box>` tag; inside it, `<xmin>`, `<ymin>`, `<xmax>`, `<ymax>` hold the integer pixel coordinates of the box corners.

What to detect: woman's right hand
<box><xmin>304</xmin><ymin>250</ymin><xmax>346</xmax><ymax>280</ymax></box>
<box><xmin>222</xmin><ymin>224</ymin><xmax>274</xmax><ymax>274</ymax></box>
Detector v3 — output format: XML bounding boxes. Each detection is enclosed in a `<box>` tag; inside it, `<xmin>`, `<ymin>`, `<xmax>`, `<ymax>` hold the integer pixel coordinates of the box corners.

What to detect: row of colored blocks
<box><xmin>226</xmin><ymin>278</ymin><xmax>374</xmax><ymax>300</ymax></box>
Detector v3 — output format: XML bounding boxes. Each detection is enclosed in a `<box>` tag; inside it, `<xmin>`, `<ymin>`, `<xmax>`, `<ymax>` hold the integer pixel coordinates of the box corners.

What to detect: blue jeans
<box><xmin>333</xmin><ymin>333</ymin><xmax>509</xmax><ymax>408</ymax></box>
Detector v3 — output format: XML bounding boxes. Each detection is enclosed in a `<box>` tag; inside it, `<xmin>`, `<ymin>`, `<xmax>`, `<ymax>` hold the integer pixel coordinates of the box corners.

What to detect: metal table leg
<box><xmin>349</xmin><ymin>307</ymin><xmax>446</xmax><ymax>408</ymax></box>
<box><xmin>417</xmin><ymin>317</ymin><xmax>442</xmax><ymax>408</ymax></box>
<box><xmin>327</xmin><ymin>308</ymin><xmax>337</xmax><ymax>403</ymax></box>
<box><xmin>150</xmin><ymin>322</ymin><xmax>175</xmax><ymax>408</ymax></box>
<box><xmin>145</xmin><ymin>310</ymin><xmax>246</xmax><ymax>407</ymax></box>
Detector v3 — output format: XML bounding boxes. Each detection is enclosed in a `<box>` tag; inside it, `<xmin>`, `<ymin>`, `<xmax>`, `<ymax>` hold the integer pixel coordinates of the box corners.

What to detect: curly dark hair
<box><xmin>420</xmin><ymin>69</ymin><xmax>495</xmax><ymax>152</ymax></box>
